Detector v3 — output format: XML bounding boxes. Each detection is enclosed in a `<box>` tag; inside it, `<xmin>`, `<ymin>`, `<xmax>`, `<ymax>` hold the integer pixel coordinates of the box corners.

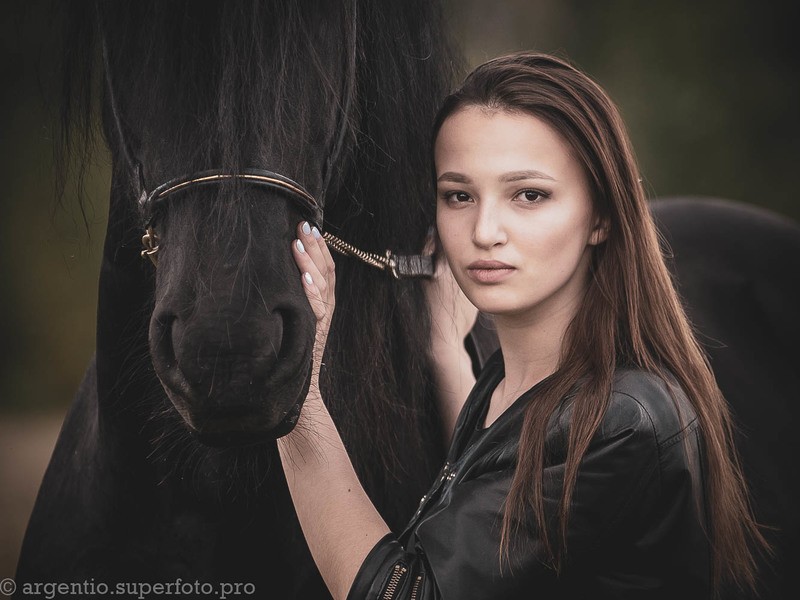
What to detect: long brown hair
<box><xmin>432</xmin><ymin>52</ymin><xmax>767</xmax><ymax>592</ymax></box>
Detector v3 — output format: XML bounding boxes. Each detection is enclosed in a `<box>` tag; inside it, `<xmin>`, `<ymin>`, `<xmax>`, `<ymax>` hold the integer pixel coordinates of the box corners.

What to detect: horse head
<box><xmin>53</xmin><ymin>0</ymin><xmax>456</xmax><ymax>527</ymax></box>
<box><xmin>95</xmin><ymin>1</ymin><xmax>360</xmax><ymax>445</ymax></box>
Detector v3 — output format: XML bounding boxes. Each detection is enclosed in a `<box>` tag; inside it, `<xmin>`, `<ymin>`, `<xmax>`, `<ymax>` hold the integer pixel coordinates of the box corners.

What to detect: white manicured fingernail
<box><xmin>303</xmin><ymin>272</ymin><xmax>313</xmax><ymax>286</ymax></box>
<box><xmin>311</xmin><ymin>226</ymin><xmax>322</xmax><ymax>240</ymax></box>
<box><xmin>302</xmin><ymin>221</ymin><xmax>312</xmax><ymax>235</ymax></box>
<box><xmin>296</xmin><ymin>239</ymin><xmax>305</xmax><ymax>253</ymax></box>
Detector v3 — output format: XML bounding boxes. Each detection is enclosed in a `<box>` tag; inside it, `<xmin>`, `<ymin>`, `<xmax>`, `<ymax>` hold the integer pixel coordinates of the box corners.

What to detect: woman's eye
<box><xmin>516</xmin><ymin>190</ymin><xmax>548</xmax><ymax>203</ymax></box>
<box><xmin>442</xmin><ymin>191</ymin><xmax>472</xmax><ymax>203</ymax></box>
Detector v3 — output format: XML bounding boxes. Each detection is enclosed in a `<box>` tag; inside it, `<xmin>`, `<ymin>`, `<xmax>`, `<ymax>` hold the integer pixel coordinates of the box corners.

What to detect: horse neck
<box><xmin>313</xmin><ymin>0</ymin><xmax>459</xmax><ymax>525</ymax></box>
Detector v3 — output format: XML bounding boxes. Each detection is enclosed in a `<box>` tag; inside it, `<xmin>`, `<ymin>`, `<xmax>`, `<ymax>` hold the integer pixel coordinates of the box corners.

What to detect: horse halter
<box><xmin>97</xmin><ymin>2</ymin><xmax>434</xmax><ymax>279</ymax></box>
<box><xmin>137</xmin><ymin>168</ymin><xmax>321</xmax><ymax>264</ymax></box>
<box><xmin>137</xmin><ymin>168</ymin><xmax>433</xmax><ymax>278</ymax></box>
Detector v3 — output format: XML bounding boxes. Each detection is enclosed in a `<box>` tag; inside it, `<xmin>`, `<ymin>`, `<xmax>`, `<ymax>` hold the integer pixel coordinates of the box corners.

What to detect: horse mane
<box><xmin>323</xmin><ymin>1</ymin><xmax>461</xmax><ymax>515</ymax></box>
<box><xmin>57</xmin><ymin>0</ymin><xmax>461</xmax><ymax>527</ymax></box>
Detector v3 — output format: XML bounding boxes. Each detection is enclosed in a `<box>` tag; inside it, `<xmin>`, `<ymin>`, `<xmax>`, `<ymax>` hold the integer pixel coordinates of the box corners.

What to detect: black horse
<box><xmin>16</xmin><ymin>1</ymin><xmax>799</xmax><ymax>599</ymax></box>
<box><xmin>651</xmin><ymin>197</ymin><xmax>800</xmax><ymax>600</ymax></box>
<box><xmin>18</xmin><ymin>1</ymin><xmax>456</xmax><ymax>597</ymax></box>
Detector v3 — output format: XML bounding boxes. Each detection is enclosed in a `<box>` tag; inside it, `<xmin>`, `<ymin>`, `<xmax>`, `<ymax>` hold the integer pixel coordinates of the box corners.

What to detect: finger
<box><xmin>422</xmin><ymin>225</ymin><xmax>436</xmax><ymax>256</ymax></box>
<box><xmin>292</xmin><ymin>237</ymin><xmax>328</xmax><ymax>296</ymax></box>
<box><xmin>299</xmin><ymin>270</ymin><xmax>329</xmax><ymax>322</ymax></box>
<box><xmin>292</xmin><ymin>237</ymin><xmax>336</xmax><ymax>327</ymax></box>
<box><xmin>296</xmin><ymin>221</ymin><xmax>329</xmax><ymax>281</ymax></box>
<box><xmin>435</xmin><ymin>255</ymin><xmax>449</xmax><ymax>279</ymax></box>
<box><xmin>311</xmin><ymin>225</ymin><xmax>336</xmax><ymax>279</ymax></box>
<box><xmin>294</xmin><ymin>221</ymin><xmax>329</xmax><ymax>292</ymax></box>
<box><xmin>299</xmin><ymin>221</ymin><xmax>335</xmax><ymax>308</ymax></box>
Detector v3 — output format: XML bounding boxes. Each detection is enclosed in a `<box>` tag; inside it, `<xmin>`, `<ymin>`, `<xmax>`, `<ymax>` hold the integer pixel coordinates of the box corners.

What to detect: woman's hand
<box><xmin>292</xmin><ymin>221</ymin><xmax>336</xmax><ymax>390</ymax></box>
<box><xmin>424</xmin><ymin>253</ymin><xmax>479</xmax><ymax>357</ymax></box>
<box><xmin>423</xmin><ymin>234</ymin><xmax>478</xmax><ymax>444</ymax></box>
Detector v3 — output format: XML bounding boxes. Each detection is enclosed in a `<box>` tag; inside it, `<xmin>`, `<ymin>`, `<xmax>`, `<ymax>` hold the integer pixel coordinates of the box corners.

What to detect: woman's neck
<box><xmin>492</xmin><ymin>293</ymin><xmax>580</xmax><ymax>407</ymax></box>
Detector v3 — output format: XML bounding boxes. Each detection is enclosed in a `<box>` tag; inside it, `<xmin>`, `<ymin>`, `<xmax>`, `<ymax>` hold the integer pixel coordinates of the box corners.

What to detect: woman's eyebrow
<box><xmin>437</xmin><ymin>172</ymin><xmax>471</xmax><ymax>184</ymax></box>
<box><xmin>436</xmin><ymin>170</ymin><xmax>556</xmax><ymax>184</ymax></box>
<box><xmin>500</xmin><ymin>170</ymin><xmax>555</xmax><ymax>182</ymax></box>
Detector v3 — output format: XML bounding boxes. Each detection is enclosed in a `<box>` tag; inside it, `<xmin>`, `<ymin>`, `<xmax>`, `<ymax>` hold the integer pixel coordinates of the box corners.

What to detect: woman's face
<box><xmin>434</xmin><ymin>106</ymin><xmax>605</xmax><ymax>322</ymax></box>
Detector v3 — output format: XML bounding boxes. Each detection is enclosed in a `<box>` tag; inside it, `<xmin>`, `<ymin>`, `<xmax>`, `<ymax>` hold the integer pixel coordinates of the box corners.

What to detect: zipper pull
<box><xmin>440</xmin><ymin>461</ymin><xmax>457</xmax><ymax>482</ymax></box>
<box><xmin>381</xmin><ymin>563</ymin><xmax>408</xmax><ymax>600</ymax></box>
<box><xmin>439</xmin><ymin>461</ymin><xmax>450</xmax><ymax>483</ymax></box>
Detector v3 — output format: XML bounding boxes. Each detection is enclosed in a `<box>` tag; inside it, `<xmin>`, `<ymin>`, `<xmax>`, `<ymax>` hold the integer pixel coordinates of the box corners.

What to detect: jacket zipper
<box><xmin>409</xmin><ymin>574</ymin><xmax>423</xmax><ymax>600</ymax></box>
<box><xmin>381</xmin><ymin>563</ymin><xmax>408</xmax><ymax>600</ymax></box>
<box><xmin>413</xmin><ymin>461</ymin><xmax>455</xmax><ymax>521</ymax></box>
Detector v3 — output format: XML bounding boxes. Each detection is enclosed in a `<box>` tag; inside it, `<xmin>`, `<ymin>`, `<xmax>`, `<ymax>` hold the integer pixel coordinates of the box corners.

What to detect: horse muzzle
<box><xmin>148</xmin><ymin>303</ymin><xmax>313</xmax><ymax>444</ymax></box>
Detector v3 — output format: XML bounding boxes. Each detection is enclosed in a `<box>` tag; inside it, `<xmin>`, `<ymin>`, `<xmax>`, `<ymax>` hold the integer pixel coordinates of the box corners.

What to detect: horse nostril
<box><xmin>149</xmin><ymin>310</ymin><xmax>198</xmax><ymax>407</ymax></box>
<box><xmin>151</xmin><ymin>312</ymin><xmax>177</xmax><ymax>367</ymax></box>
<box><xmin>162</xmin><ymin>309</ymin><xmax>285</xmax><ymax>398</ymax></box>
<box><xmin>237</xmin><ymin>311</ymin><xmax>284</xmax><ymax>382</ymax></box>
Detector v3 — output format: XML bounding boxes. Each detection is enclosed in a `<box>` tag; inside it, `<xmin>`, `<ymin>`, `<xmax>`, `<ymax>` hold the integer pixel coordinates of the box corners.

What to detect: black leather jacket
<box><xmin>347</xmin><ymin>351</ymin><xmax>711</xmax><ymax>600</ymax></box>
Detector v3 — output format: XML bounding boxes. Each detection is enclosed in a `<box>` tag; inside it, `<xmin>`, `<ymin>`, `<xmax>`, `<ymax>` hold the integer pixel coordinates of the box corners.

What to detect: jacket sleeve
<box><xmin>346</xmin><ymin>533</ymin><xmax>436</xmax><ymax>600</ymax></box>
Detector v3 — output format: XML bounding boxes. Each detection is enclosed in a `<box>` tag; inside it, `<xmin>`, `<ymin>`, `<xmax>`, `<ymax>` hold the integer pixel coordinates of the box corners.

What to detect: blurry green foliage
<box><xmin>446</xmin><ymin>0</ymin><xmax>799</xmax><ymax>219</ymax></box>
<box><xmin>1</xmin><ymin>1</ymin><xmax>109</xmax><ymax>412</ymax></box>
<box><xmin>1</xmin><ymin>0</ymin><xmax>797</xmax><ymax>412</ymax></box>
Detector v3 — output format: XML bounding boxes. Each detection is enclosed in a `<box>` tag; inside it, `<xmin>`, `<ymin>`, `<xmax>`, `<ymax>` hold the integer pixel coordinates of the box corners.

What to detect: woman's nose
<box><xmin>471</xmin><ymin>201</ymin><xmax>507</xmax><ymax>248</ymax></box>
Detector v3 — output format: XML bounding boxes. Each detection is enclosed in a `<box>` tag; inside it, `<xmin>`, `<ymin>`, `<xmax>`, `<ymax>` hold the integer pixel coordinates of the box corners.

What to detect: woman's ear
<box><xmin>589</xmin><ymin>216</ymin><xmax>610</xmax><ymax>246</ymax></box>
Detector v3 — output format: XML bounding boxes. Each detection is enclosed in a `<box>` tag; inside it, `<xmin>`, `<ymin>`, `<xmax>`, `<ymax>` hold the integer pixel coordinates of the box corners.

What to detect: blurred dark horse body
<box><xmin>475</xmin><ymin>196</ymin><xmax>800</xmax><ymax>599</ymax></box>
<box><xmin>651</xmin><ymin>197</ymin><xmax>800</xmax><ymax>600</ymax></box>
<box><xmin>16</xmin><ymin>1</ymin><xmax>799</xmax><ymax>599</ymax></box>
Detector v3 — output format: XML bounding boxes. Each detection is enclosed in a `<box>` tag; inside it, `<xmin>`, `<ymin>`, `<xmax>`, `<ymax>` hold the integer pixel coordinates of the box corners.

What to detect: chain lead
<box><xmin>322</xmin><ymin>232</ymin><xmax>398</xmax><ymax>277</ymax></box>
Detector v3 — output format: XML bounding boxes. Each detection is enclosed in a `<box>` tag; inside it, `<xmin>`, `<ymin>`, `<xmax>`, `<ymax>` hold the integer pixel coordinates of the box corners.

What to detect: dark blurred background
<box><xmin>1</xmin><ymin>0</ymin><xmax>798</xmax><ymax>578</ymax></box>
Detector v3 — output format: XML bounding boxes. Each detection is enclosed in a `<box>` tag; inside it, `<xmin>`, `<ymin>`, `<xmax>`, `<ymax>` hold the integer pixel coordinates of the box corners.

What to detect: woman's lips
<box><xmin>466</xmin><ymin>260</ymin><xmax>516</xmax><ymax>283</ymax></box>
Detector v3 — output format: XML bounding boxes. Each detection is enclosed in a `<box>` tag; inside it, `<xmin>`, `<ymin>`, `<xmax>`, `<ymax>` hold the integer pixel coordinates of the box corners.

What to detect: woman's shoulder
<box><xmin>604</xmin><ymin>367</ymin><xmax>699</xmax><ymax>450</ymax></box>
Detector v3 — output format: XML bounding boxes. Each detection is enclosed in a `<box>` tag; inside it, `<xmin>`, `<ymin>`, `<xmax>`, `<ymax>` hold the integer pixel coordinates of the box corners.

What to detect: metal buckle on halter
<box><xmin>141</xmin><ymin>226</ymin><xmax>160</xmax><ymax>267</ymax></box>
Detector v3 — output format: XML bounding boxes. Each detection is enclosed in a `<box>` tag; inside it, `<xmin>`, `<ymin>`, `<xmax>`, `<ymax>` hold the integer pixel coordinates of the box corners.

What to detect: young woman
<box><xmin>280</xmin><ymin>52</ymin><xmax>765</xmax><ymax>599</ymax></box>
